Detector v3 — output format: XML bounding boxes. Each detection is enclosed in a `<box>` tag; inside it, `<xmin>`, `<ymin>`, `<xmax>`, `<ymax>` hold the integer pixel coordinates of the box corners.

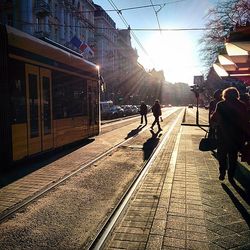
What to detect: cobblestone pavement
<box><xmin>103</xmin><ymin>125</ymin><xmax>250</xmax><ymax>250</ymax></box>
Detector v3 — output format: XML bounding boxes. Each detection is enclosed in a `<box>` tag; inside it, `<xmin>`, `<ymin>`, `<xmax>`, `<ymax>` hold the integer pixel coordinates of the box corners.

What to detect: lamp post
<box><xmin>190</xmin><ymin>84</ymin><xmax>204</xmax><ymax>125</ymax></box>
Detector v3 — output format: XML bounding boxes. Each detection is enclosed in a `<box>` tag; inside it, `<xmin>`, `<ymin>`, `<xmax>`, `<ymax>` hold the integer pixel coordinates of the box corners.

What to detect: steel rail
<box><xmin>88</xmin><ymin>111</ymin><xmax>183</xmax><ymax>250</ymax></box>
<box><xmin>0</xmin><ymin>109</ymin><xmax>181</xmax><ymax>223</ymax></box>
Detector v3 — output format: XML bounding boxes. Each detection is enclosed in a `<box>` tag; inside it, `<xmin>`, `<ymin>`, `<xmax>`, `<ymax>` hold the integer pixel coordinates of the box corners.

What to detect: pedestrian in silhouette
<box><xmin>140</xmin><ymin>101</ymin><xmax>148</xmax><ymax>124</ymax></box>
<box><xmin>209</xmin><ymin>89</ymin><xmax>223</xmax><ymax>139</ymax></box>
<box><xmin>211</xmin><ymin>87</ymin><xmax>248</xmax><ymax>181</ymax></box>
<box><xmin>209</xmin><ymin>89</ymin><xmax>222</xmax><ymax>123</ymax></box>
<box><xmin>239</xmin><ymin>85</ymin><xmax>250</xmax><ymax>123</ymax></box>
<box><xmin>151</xmin><ymin>99</ymin><xmax>162</xmax><ymax>131</ymax></box>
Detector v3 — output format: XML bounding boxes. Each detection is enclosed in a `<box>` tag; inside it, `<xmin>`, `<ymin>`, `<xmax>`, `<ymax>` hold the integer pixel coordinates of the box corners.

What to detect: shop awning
<box><xmin>214</xmin><ymin>41</ymin><xmax>250</xmax><ymax>85</ymax></box>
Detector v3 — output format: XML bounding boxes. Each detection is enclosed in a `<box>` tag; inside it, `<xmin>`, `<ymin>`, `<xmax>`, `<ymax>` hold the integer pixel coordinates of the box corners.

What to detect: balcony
<box><xmin>34</xmin><ymin>0</ymin><xmax>51</xmax><ymax>16</ymax></box>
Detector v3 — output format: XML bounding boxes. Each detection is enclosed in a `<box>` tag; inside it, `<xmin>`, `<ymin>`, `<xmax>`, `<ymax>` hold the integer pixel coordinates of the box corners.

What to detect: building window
<box><xmin>54</xmin><ymin>3</ymin><xmax>58</xmax><ymax>19</ymax></box>
<box><xmin>7</xmin><ymin>14</ymin><xmax>13</xmax><ymax>26</ymax></box>
<box><xmin>55</xmin><ymin>28</ymin><xmax>58</xmax><ymax>42</ymax></box>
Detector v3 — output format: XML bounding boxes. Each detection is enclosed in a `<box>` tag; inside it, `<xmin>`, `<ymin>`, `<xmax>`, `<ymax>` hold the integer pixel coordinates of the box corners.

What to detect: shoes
<box><xmin>219</xmin><ymin>172</ymin><xmax>225</xmax><ymax>181</ymax></box>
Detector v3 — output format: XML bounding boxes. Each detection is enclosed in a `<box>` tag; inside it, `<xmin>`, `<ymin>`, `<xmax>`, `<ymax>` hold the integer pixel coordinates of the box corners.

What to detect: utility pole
<box><xmin>195</xmin><ymin>90</ymin><xmax>199</xmax><ymax>125</ymax></box>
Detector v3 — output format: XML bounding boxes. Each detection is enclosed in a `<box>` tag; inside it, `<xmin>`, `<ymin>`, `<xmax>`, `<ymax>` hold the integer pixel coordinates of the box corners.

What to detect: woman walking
<box><xmin>211</xmin><ymin>87</ymin><xmax>248</xmax><ymax>181</ymax></box>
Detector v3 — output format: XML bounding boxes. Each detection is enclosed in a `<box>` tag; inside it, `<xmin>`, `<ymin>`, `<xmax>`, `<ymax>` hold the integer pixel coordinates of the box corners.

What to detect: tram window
<box><xmin>10</xmin><ymin>60</ymin><xmax>26</xmax><ymax>124</ymax></box>
<box><xmin>28</xmin><ymin>74</ymin><xmax>39</xmax><ymax>138</ymax></box>
<box><xmin>53</xmin><ymin>71</ymin><xmax>87</xmax><ymax>119</ymax></box>
<box><xmin>42</xmin><ymin>76</ymin><xmax>51</xmax><ymax>135</ymax></box>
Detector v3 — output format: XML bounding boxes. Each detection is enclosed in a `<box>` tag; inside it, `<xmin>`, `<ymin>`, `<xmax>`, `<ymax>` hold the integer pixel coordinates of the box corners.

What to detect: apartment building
<box><xmin>94</xmin><ymin>4</ymin><xmax>117</xmax><ymax>99</ymax></box>
<box><xmin>0</xmin><ymin>0</ymin><xmax>95</xmax><ymax>59</ymax></box>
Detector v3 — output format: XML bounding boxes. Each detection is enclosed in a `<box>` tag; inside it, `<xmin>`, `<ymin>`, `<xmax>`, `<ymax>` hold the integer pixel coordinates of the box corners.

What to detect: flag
<box><xmin>70</xmin><ymin>35</ymin><xmax>94</xmax><ymax>56</ymax></box>
<box><xmin>79</xmin><ymin>43</ymin><xmax>88</xmax><ymax>52</ymax></box>
<box><xmin>86</xmin><ymin>45</ymin><xmax>94</xmax><ymax>56</ymax></box>
<box><xmin>70</xmin><ymin>36</ymin><xmax>82</xmax><ymax>49</ymax></box>
<box><xmin>82</xmin><ymin>45</ymin><xmax>94</xmax><ymax>57</ymax></box>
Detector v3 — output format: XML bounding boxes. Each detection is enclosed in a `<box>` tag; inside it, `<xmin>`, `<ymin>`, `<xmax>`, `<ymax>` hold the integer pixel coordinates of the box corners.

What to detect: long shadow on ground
<box><xmin>211</xmin><ymin>151</ymin><xmax>250</xmax><ymax>205</ymax></box>
<box><xmin>125</xmin><ymin>124</ymin><xmax>146</xmax><ymax>139</ymax></box>
<box><xmin>143</xmin><ymin>129</ymin><xmax>162</xmax><ymax>161</ymax></box>
<box><xmin>221</xmin><ymin>183</ymin><xmax>250</xmax><ymax>228</ymax></box>
<box><xmin>0</xmin><ymin>138</ymin><xmax>95</xmax><ymax>188</ymax></box>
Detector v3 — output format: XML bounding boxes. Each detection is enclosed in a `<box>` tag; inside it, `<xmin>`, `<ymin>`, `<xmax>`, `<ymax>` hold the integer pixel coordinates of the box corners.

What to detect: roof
<box><xmin>213</xmin><ymin>41</ymin><xmax>250</xmax><ymax>86</ymax></box>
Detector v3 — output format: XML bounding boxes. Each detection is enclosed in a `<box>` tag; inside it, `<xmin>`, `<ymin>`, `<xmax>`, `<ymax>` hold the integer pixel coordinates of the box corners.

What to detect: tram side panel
<box><xmin>52</xmin><ymin>71</ymin><xmax>95</xmax><ymax>148</ymax></box>
<box><xmin>10</xmin><ymin>65</ymin><xmax>100</xmax><ymax>162</ymax></box>
<box><xmin>9</xmin><ymin>59</ymin><xmax>28</xmax><ymax>161</ymax></box>
<box><xmin>0</xmin><ymin>25</ymin><xmax>12</xmax><ymax>165</ymax></box>
<box><xmin>87</xmin><ymin>79</ymin><xmax>100</xmax><ymax>137</ymax></box>
<box><xmin>1</xmin><ymin>24</ymin><xmax>100</xmax><ymax>164</ymax></box>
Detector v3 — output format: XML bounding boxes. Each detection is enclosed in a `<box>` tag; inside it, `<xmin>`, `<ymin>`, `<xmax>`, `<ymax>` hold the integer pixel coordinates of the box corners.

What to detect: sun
<box><xmin>137</xmin><ymin>32</ymin><xmax>201</xmax><ymax>84</ymax></box>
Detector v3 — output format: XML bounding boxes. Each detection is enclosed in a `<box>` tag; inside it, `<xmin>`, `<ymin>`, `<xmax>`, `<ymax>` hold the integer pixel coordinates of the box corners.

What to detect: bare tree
<box><xmin>199</xmin><ymin>0</ymin><xmax>250</xmax><ymax>71</ymax></box>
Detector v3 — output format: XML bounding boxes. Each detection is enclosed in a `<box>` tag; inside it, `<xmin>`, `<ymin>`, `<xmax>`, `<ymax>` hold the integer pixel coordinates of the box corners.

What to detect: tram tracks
<box><xmin>87</xmin><ymin>111</ymin><xmax>184</xmax><ymax>249</ymax></box>
<box><xmin>0</xmin><ymin>108</ymin><xmax>182</xmax><ymax>224</ymax></box>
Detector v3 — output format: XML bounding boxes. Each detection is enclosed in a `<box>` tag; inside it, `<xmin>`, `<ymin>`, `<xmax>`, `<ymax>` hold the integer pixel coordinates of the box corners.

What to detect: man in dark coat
<box><xmin>140</xmin><ymin>101</ymin><xmax>148</xmax><ymax>124</ymax></box>
<box><xmin>211</xmin><ymin>87</ymin><xmax>248</xmax><ymax>181</ymax></box>
<box><xmin>151</xmin><ymin>99</ymin><xmax>162</xmax><ymax>131</ymax></box>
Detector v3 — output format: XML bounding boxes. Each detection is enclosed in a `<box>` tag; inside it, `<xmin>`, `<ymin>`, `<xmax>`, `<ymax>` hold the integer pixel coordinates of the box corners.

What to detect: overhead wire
<box><xmin>13</xmin><ymin>19</ymin><xmax>223</xmax><ymax>31</ymax></box>
<box><xmin>149</xmin><ymin>0</ymin><xmax>162</xmax><ymax>32</ymax></box>
<box><xmin>16</xmin><ymin>3</ymin><xmax>168</xmax><ymax>15</ymax></box>
<box><xmin>107</xmin><ymin>0</ymin><xmax>153</xmax><ymax>62</ymax></box>
<box><xmin>11</xmin><ymin>18</ymin><xmax>224</xmax><ymax>31</ymax></box>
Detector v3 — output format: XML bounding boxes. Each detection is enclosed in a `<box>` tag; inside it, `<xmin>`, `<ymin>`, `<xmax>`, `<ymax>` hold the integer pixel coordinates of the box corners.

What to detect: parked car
<box><xmin>122</xmin><ymin>105</ymin><xmax>134</xmax><ymax>116</ymax></box>
<box><xmin>131</xmin><ymin>105</ymin><xmax>139</xmax><ymax>114</ymax></box>
<box><xmin>188</xmin><ymin>104</ymin><xmax>193</xmax><ymax>108</ymax></box>
<box><xmin>109</xmin><ymin>105</ymin><xmax>124</xmax><ymax>118</ymax></box>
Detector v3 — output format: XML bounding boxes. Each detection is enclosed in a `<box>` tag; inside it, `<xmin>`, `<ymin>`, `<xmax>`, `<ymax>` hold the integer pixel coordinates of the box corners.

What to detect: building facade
<box><xmin>0</xmin><ymin>0</ymin><xmax>154</xmax><ymax>104</ymax></box>
<box><xmin>0</xmin><ymin>0</ymin><xmax>96</xmax><ymax>59</ymax></box>
<box><xmin>94</xmin><ymin>4</ymin><xmax>117</xmax><ymax>100</ymax></box>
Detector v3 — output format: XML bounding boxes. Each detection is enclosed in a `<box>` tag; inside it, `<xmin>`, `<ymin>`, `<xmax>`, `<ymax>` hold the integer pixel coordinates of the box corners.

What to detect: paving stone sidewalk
<box><xmin>104</xmin><ymin>125</ymin><xmax>250</xmax><ymax>250</ymax></box>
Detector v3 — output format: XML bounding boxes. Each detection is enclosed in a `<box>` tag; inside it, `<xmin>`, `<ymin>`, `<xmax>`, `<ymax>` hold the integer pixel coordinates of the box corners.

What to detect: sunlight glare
<box><xmin>138</xmin><ymin>32</ymin><xmax>202</xmax><ymax>84</ymax></box>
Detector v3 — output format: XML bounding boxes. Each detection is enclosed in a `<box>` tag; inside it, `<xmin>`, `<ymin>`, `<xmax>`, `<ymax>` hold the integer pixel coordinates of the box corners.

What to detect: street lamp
<box><xmin>190</xmin><ymin>84</ymin><xmax>205</xmax><ymax>125</ymax></box>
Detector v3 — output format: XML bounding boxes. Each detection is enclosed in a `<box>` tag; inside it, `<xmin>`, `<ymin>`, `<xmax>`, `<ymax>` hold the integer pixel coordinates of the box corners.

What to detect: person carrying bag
<box><xmin>199</xmin><ymin>129</ymin><xmax>217</xmax><ymax>151</ymax></box>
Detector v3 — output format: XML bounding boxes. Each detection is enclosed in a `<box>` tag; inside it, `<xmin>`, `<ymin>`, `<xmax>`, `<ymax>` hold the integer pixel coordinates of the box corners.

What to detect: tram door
<box><xmin>25</xmin><ymin>64</ymin><xmax>53</xmax><ymax>155</ymax></box>
<box><xmin>88</xmin><ymin>84</ymin><xmax>94</xmax><ymax>125</ymax></box>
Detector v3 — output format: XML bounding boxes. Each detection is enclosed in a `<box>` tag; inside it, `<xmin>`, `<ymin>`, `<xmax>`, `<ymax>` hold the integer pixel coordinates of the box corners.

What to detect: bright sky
<box><xmin>94</xmin><ymin>0</ymin><xmax>217</xmax><ymax>84</ymax></box>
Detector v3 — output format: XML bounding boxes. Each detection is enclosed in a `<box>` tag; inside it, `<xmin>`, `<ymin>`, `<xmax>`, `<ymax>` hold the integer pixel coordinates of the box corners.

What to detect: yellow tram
<box><xmin>0</xmin><ymin>25</ymin><xmax>100</xmax><ymax>164</ymax></box>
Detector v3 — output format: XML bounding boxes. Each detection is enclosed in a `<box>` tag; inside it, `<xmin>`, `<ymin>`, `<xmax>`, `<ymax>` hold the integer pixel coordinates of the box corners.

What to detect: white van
<box><xmin>100</xmin><ymin>101</ymin><xmax>113</xmax><ymax>119</ymax></box>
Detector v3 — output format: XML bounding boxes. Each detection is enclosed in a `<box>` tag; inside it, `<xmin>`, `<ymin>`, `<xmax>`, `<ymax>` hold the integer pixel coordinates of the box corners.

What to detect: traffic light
<box><xmin>190</xmin><ymin>85</ymin><xmax>195</xmax><ymax>92</ymax></box>
<box><xmin>190</xmin><ymin>84</ymin><xmax>199</xmax><ymax>98</ymax></box>
<box><xmin>190</xmin><ymin>84</ymin><xmax>205</xmax><ymax>94</ymax></box>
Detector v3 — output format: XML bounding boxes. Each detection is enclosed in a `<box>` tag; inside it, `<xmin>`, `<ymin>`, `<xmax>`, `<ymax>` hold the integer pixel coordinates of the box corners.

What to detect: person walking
<box><xmin>208</xmin><ymin>89</ymin><xmax>223</xmax><ymax>139</ymax></box>
<box><xmin>140</xmin><ymin>101</ymin><xmax>148</xmax><ymax>124</ymax></box>
<box><xmin>210</xmin><ymin>87</ymin><xmax>248</xmax><ymax>181</ymax></box>
<box><xmin>151</xmin><ymin>99</ymin><xmax>162</xmax><ymax>131</ymax></box>
<box><xmin>209</xmin><ymin>89</ymin><xmax>222</xmax><ymax>123</ymax></box>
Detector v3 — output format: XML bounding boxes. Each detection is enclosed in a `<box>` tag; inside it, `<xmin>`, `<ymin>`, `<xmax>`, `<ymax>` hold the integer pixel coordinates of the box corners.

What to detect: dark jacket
<box><xmin>152</xmin><ymin>103</ymin><xmax>161</xmax><ymax>117</ymax></box>
<box><xmin>140</xmin><ymin>103</ymin><xmax>148</xmax><ymax>115</ymax></box>
<box><xmin>211</xmin><ymin>99</ymin><xmax>248</xmax><ymax>150</ymax></box>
